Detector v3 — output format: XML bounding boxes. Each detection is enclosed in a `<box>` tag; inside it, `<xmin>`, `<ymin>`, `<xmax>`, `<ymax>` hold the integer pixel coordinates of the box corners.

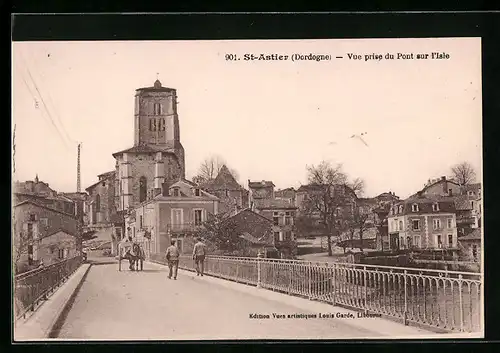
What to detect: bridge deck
<box><xmin>55</xmin><ymin>259</ymin><xmax>431</xmax><ymax>340</ymax></box>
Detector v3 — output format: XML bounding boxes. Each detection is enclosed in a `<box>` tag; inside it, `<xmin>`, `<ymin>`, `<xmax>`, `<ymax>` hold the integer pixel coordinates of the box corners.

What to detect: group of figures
<box><xmin>120</xmin><ymin>241</ymin><xmax>146</xmax><ymax>271</ymax></box>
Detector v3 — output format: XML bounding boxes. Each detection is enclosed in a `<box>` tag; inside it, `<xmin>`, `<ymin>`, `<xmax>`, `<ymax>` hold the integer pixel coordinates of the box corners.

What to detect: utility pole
<box><xmin>76</xmin><ymin>143</ymin><xmax>81</xmax><ymax>193</ymax></box>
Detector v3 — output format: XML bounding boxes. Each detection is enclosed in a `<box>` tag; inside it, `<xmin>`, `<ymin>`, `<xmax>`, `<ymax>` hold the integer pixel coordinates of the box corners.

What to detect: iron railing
<box><xmin>150</xmin><ymin>254</ymin><xmax>482</xmax><ymax>333</ymax></box>
<box><xmin>14</xmin><ymin>255</ymin><xmax>83</xmax><ymax>321</ymax></box>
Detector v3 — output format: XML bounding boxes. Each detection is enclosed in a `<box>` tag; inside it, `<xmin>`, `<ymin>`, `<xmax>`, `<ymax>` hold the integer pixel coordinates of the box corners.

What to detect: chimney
<box><xmin>161</xmin><ymin>182</ymin><xmax>170</xmax><ymax>196</ymax></box>
<box><xmin>417</xmin><ymin>191</ymin><xmax>423</xmax><ymax>198</ymax></box>
<box><xmin>442</xmin><ymin>176</ymin><xmax>448</xmax><ymax>194</ymax></box>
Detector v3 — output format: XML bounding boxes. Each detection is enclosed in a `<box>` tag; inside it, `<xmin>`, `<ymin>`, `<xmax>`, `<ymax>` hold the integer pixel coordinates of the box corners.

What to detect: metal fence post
<box><xmin>364</xmin><ymin>266</ymin><xmax>368</xmax><ymax>314</ymax></box>
<box><xmin>257</xmin><ymin>253</ymin><xmax>262</xmax><ymax>288</ymax></box>
<box><xmin>459</xmin><ymin>274</ymin><xmax>464</xmax><ymax>332</ymax></box>
<box><xmin>332</xmin><ymin>264</ymin><xmax>337</xmax><ymax>306</ymax></box>
<box><xmin>308</xmin><ymin>262</ymin><xmax>312</xmax><ymax>300</ymax></box>
<box><xmin>404</xmin><ymin>269</ymin><xmax>408</xmax><ymax>325</ymax></box>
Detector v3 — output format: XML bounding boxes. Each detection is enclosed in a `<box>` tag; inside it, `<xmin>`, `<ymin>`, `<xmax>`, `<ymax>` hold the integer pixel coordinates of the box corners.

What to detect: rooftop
<box><xmin>248</xmin><ymin>180</ymin><xmax>275</xmax><ymax>188</ymax></box>
<box><xmin>135</xmin><ymin>79</ymin><xmax>176</xmax><ymax>93</ymax></box>
<box><xmin>254</xmin><ymin>198</ymin><xmax>297</xmax><ymax>210</ymax></box>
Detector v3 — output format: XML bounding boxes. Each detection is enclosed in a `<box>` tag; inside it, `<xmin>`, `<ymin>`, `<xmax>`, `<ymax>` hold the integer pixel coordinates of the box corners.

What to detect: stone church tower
<box><xmin>112</xmin><ymin>79</ymin><xmax>186</xmax><ymax>211</ymax></box>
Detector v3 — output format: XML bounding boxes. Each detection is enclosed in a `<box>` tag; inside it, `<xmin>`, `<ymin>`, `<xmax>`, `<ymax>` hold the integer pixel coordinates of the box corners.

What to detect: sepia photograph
<box><xmin>12</xmin><ymin>37</ymin><xmax>483</xmax><ymax>341</ymax></box>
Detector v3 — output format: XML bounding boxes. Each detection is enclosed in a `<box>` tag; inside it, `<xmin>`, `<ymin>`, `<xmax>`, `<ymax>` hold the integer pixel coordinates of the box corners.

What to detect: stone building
<box><xmin>201</xmin><ymin>165</ymin><xmax>249</xmax><ymax>215</ymax></box>
<box><xmin>13</xmin><ymin>200</ymin><xmax>78</xmax><ymax>273</ymax></box>
<box><xmin>85</xmin><ymin>170</ymin><xmax>116</xmax><ymax>226</ymax></box>
<box><xmin>113</xmin><ymin>79</ymin><xmax>186</xmax><ymax>212</ymax></box>
<box><xmin>387</xmin><ymin>193</ymin><xmax>458</xmax><ymax>251</ymax></box>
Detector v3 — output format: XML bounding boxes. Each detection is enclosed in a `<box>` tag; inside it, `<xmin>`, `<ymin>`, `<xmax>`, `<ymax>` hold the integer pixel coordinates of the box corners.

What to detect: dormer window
<box><xmin>412</xmin><ymin>204</ymin><xmax>419</xmax><ymax>212</ymax></box>
<box><xmin>399</xmin><ymin>205</ymin><xmax>403</xmax><ymax>213</ymax></box>
<box><xmin>468</xmin><ymin>191</ymin><xmax>474</xmax><ymax>197</ymax></box>
<box><xmin>432</xmin><ymin>203</ymin><xmax>439</xmax><ymax>212</ymax></box>
<box><xmin>171</xmin><ymin>188</ymin><xmax>180</xmax><ymax>197</ymax></box>
<box><xmin>194</xmin><ymin>188</ymin><xmax>201</xmax><ymax>196</ymax></box>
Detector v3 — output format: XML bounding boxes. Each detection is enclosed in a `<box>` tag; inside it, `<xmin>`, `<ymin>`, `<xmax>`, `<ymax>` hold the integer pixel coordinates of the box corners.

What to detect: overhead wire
<box><xmin>17</xmin><ymin>50</ymin><xmax>72</xmax><ymax>151</ymax></box>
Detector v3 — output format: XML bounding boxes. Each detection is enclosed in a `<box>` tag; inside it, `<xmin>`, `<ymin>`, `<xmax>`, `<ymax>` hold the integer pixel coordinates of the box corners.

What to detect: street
<box><xmin>57</xmin><ymin>261</ymin><xmax>386</xmax><ymax>340</ymax></box>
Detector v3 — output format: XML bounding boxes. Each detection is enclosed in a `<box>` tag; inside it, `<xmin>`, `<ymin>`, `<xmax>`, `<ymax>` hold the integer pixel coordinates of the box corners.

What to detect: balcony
<box><xmin>167</xmin><ymin>223</ymin><xmax>205</xmax><ymax>233</ymax></box>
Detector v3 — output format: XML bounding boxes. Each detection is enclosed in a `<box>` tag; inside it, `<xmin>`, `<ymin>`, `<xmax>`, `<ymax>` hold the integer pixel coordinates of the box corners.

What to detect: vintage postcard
<box><xmin>12</xmin><ymin>38</ymin><xmax>483</xmax><ymax>341</ymax></box>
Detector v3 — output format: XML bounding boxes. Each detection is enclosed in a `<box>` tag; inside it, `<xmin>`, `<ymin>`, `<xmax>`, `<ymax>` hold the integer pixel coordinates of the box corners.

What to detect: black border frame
<box><xmin>8</xmin><ymin>11</ymin><xmax>500</xmax><ymax>350</ymax></box>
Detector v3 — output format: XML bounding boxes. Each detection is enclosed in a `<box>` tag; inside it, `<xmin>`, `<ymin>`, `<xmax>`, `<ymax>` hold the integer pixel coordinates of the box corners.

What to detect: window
<box><xmin>273</xmin><ymin>212</ymin><xmax>279</xmax><ymax>217</ymax></box>
<box><xmin>154</xmin><ymin>103</ymin><xmax>162</xmax><ymax>115</ymax></box>
<box><xmin>436</xmin><ymin>235</ymin><xmax>442</xmax><ymax>247</ymax></box>
<box><xmin>225</xmin><ymin>190</ymin><xmax>229</xmax><ymax>197</ymax></box>
<box><xmin>399</xmin><ymin>220</ymin><xmax>403</xmax><ymax>231</ymax></box>
<box><xmin>29</xmin><ymin>214</ymin><xmax>36</xmax><ymax>221</ymax></box>
<box><xmin>58</xmin><ymin>248</ymin><xmax>65</xmax><ymax>259</ymax></box>
<box><xmin>412</xmin><ymin>204</ymin><xmax>419</xmax><ymax>212</ymax></box>
<box><xmin>102</xmin><ymin>182</ymin><xmax>106</xmax><ymax>187</ymax></box>
<box><xmin>95</xmin><ymin>194</ymin><xmax>101</xmax><ymax>212</ymax></box>
<box><xmin>40</xmin><ymin>218</ymin><xmax>48</xmax><ymax>227</ymax></box>
<box><xmin>399</xmin><ymin>205</ymin><xmax>403</xmax><ymax>213</ymax></box>
<box><xmin>279</xmin><ymin>232</ymin><xmax>284</xmax><ymax>241</ymax></box>
<box><xmin>194</xmin><ymin>210</ymin><xmax>203</xmax><ymax>226</ymax></box>
<box><xmin>412</xmin><ymin>220</ymin><xmax>420</xmax><ymax>230</ymax></box>
<box><xmin>471</xmin><ymin>201</ymin><xmax>474</xmax><ymax>208</ymax></box>
<box><xmin>448</xmin><ymin>234</ymin><xmax>453</xmax><ymax>247</ymax></box>
<box><xmin>285</xmin><ymin>216</ymin><xmax>292</xmax><ymax>225</ymax></box>
<box><xmin>139</xmin><ymin>215</ymin><xmax>143</xmax><ymax>229</ymax></box>
<box><xmin>149</xmin><ymin>118</ymin><xmax>157</xmax><ymax>131</ymax></box>
<box><xmin>433</xmin><ymin>219</ymin><xmax>442</xmax><ymax>230</ymax></box>
<box><xmin>468</xmin><ymin>191</ymin><xmax>474</xmax><ymax>197</ymax></box>
<box><xmin>172</xmin><ymin>188</ymin><xmax>180</xmax><ymax>197</ymax></box>
<box><xmin>414</xmin><ymin>235</ymin><xmax>421</xmax><ymax>248</ymax></box>
<box><xmin>432</xmin><ymin>203</ymin><xmax>439</xmax><ymax>211</ymax></box>
<box><xmin>139</xmin><ymin>176</ymin><xmax>147</xmax><ymax>202</ymax></box>
<box><xmin>284</xmin><ymin>231</ymin><xmax>292</xmax><ymax>241</ymax></box>
<box><xmin>273</xmin><ymin>216</ymin><xmax>279</xmax><ymax>226</ymax></box>
<box><xmin>274</xmin><ymin>232</ymin><xmax>280</xmax><ymax>242</ymax></box>
<box><xmin>472</xmin><ymin>245</ymin><xmax>478</xmax><ymax>261</ymax></box>
<box><xmin>407</xmin><ymin>236</ymin><xmax>412</xmax><ymax>248</ymax></box>
<box><xmin>447</xmin><ymin>218</ymin><xmax>453</xmax><ymax>228</ymax></box>
<box><xmin>194</xmin><ymin>188</ymin><xmax>201</xmax><ymax>196</ymax></box>
<box><xmin>27</xmin><ymin>223</ymin><xmax>34</xmax><ymax>239</ymax></box>
<box><xmin>159</xmin><ymin>118</ymin><xmax>165</xmax><ymax>131</ymax></box>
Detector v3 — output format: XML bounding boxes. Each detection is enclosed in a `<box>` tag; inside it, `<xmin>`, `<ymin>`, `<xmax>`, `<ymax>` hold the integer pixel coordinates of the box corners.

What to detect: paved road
<box><xmin>57</xmin><ymin>262</ymin><xmax>386</xmax><ymax>340</ymax></box>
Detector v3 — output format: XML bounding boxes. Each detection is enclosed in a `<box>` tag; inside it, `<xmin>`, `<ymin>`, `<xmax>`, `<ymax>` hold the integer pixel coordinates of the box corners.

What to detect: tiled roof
<box><xmin>98</xmin><ymin>170</ymin><xmax>116</xmax><ymax>179</ymax></box>
<box><xmin>254</xmin><ymin>198</ymin><xmax>297</xmax><ymax>210</ymax></box>
<box><xmin>44</xmin><ymin>228</ymin><xmax>77</xmax><ymax>239</ymax></box>
<box><xmin>14</xmin><ymin>200</ymin><xmax>77</xmax><ymax>218</ymax></box>
<box><xmin>459</xmin><ymin>228</ymin><xmax>481</xmax><ymax>241</ymax></box>
<box><xmin>452</xmin><ymin>195</ymin><xmax>474</xmax><ymax>211</ymax></box>
<box><xmin>390</xmin><ymin>195</ymin><xmax>456</xmax><ymax>215</ymax></box>
<box><xmin>275</xmin><ymin>188</ymin><xmax>296</xmax><ymax>198</ymax></box>
<box><xmin>248</xmin><ymin>180</ymin><xmax>275</xmax><ymax>188</ymax></box>
<box><xmin>203</xmin><ymin>165</ymin><xmax>243</xmax><ymax>191</ymax></box>
<box><xmin>112</xmin><ymin>143</ymin><xmax>181</xmax><ymax>158</ymax></box>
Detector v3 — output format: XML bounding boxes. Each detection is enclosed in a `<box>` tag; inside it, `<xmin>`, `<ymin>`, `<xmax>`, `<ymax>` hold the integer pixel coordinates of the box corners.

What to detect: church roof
<box><xmin>203</xmin><ymin>165</ymin><xmax>244</xmax><ymax>191</ymax></box>
<box><xmin>112</xmin><ymin>144</ymin><xmax>180</xmax><ymax>158</ymax></box>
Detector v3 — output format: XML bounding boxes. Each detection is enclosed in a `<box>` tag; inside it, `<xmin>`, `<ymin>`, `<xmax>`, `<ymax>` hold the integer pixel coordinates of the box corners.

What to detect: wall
<box><xmin>38</xmin><ymin>231</ymin><xmax>77</xmax><ymax>265</ymax></box>
<box><xmin>87</xmin><ymin>175</ymin><xmax>115</xmax><ymax>224</ymax></box>
<box><xmin>210</xmin><ymin>189</ymin><xmax>246</xmax><ymax>214</ymax></box>
<box><xmin>117</xmin><ymin>153</ymin><xmax>182</xmax><ymax>209</ymax></box>
<box><xmin>423</xmin><ymin>180</ymin><xmax>461</xmax><ymax>197</ymax></box>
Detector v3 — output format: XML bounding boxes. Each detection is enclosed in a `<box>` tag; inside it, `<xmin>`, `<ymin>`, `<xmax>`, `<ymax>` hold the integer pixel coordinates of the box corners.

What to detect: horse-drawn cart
<box><xmin>118</xmin><ymin>241</ymin><xmax>145</xmax><ymax>272</ymax></box>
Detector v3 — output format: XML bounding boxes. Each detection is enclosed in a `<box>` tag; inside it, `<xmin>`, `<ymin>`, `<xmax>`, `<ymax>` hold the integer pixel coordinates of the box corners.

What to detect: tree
<box><xmin>451</xmin><ymin>161</ymin><xmax>477</xmax><ymax>186</ymax></box>
<box><xmin>192</xmin><ymin>155</ymin><xmax>240</xmax><ymax>185</ymax></box>
<box><xmin>13</xmin><ymin>230</ymin><xmax>32</xmax><ymax>274</ymax></box>
<box><xmin>346</xmin><ymin>208</ymin><xmax>370</xmax><ymax>252</ymax></box>
<box><xmin>195</xmin><ymin>211</ymin><xmax>242</xmax><ymax>253</ymax></box>
<box><xmin>302</xmin><ymin>161</ymin><xmax>361</xmax><ymax>256</ymax></box>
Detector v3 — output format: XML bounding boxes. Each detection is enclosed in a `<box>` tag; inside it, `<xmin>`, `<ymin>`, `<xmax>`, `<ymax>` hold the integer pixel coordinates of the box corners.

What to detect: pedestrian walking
<box><xmin>165</xmin><ymin>240</ymin><xmax>180</xmax><ymax>280</ymax></box>
<box><xmin>192</xmin><ymin>237</ymin><xmax>207</xmax><ymax>276</ymax></box>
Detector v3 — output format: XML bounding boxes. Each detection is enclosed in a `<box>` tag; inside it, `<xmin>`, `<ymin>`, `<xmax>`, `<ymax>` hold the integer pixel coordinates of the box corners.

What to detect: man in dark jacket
<box><xmin>165</xmin><ymin>240</ymin><xmax>180</xmax><ymax>280</ymax></box>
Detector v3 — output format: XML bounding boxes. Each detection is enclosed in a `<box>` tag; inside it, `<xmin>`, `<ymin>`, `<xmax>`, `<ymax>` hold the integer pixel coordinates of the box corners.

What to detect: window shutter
<box><xmin>33</xmin><ymin>223</ymin><xmax>39</xmax><ymax>240</ymax></box>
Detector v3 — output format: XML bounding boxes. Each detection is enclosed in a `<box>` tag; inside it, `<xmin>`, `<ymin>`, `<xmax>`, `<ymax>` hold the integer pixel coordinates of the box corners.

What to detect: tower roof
<box><xmin>136</xmin><ymin>79</ymin><xmax>176</xmax><ymax>92</ymax></box>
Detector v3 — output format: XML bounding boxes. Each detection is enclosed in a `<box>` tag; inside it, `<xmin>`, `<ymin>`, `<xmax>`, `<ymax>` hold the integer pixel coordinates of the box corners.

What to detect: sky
<box><xmin>12</xmin><ymin>38</ymin><xmax>482</xmax><ymax>199</ymax></box>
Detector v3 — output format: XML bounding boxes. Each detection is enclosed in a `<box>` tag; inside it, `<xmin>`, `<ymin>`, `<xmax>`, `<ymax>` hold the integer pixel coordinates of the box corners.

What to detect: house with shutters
<box><xmin>13</xmin><ymin>199</ymin><xmax>79</xmax><ymax>274</ymax></box>
<box><xmin>387</xmin><ymin>193</ymin><xmax>458</xmax><ymax>251</ymax></box>
<box><xmin>127</xmin><ymin>179</ymin><xmax>219</xmax><ymax>256</ymax></box>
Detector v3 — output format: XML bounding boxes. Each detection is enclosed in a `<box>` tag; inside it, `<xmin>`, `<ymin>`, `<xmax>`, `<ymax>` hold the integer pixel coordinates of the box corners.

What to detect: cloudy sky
<box><xmin>12</xmin><ymin>38</ymin><xmax>482</xmax><ymax>198</ymax></box>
